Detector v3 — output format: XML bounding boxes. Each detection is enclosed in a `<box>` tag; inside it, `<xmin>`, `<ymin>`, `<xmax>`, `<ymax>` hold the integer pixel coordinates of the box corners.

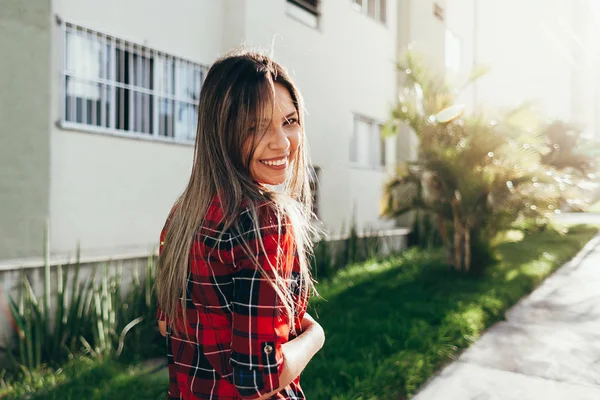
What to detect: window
<box><xmin>288</xmin><ymin>0</ymin><xmax>318</xmax><ymax>15</ymax></box>
<box><xmin>350</xmin><ymin>115</ymin><xmax>386</xmax><ymax>169</ymax></box>
<box><xmin>60</xmin><ymin>21</ymin><xmax>208</xmax><ymax>143</ymax></box>
<box><xmin>286</xmin><ymin>0</ymin><xmax>320</xmax><ymax>28</ymax></box>
<box><xmin>445</xmin><ymin>30</ymin><xmax>462</xmax><ymax>73</ymax></box>
<box><xmin>378</xmin><ymin>123</ymin><xmax>386</xmax><ymax>166</ymax></box>
<box><xmin>352</xmin><ymin>0</ymin><xmax>386</xmax><ymax>23</ymax></box>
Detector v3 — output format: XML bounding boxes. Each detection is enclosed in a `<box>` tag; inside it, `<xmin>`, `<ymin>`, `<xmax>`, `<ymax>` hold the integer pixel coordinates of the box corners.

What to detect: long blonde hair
<box><xmin>155</xmin><ymin>49</ymin><xmax>319</xmax><ymax>333</ymax></box>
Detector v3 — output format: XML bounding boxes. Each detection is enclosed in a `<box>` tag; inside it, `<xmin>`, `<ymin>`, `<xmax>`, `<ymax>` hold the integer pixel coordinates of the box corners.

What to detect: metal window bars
<box><xmin>59</xmin><ymin>20</ymin><xmax>209</xmax><ymax>144</ymax></box>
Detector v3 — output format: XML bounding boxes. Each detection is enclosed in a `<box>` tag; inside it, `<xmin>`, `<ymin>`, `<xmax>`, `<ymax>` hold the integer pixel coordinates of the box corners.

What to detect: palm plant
<box><xmin>539</xmin><ymin>121</ymin><xmax>598</xmax><ymax>211</ymax></box>
<box><xmin>381</xmin><ymin>52</ymin><xmax>568</xmax><ymax>273</ymax></box>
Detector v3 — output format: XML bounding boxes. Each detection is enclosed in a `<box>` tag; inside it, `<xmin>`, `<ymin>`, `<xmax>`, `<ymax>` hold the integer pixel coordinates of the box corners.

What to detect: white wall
<box><xmin>569</xmin><ymin>0</ymin><xmax>600</xmax><ymax>135</ymax></box>
<box><xmin>53</xmin><ymin>0</ymin><xmax>225</xmax><ymax>63</ymax></box>
<box><xmin>444</xmin><ymin>0</ymin><xmax>475</xmax><ymax>110</ymax></box>
<box><xmin>403</xmin><ymin>0</ymin><xmax>446</xmax><ymax>69</ymax></box>
<box><xmin>49</xmin><ymin>130</ymin><xmax>194</xmax><ymax>256</ymax></box>
<box><xmin>478</xmin><ymin>0</ymin><xmax>572</xmax><ymax>119</ymax></box>
<box><xmin>447</xmin><ymin>0</ymin><xmax>599</xmax><ymax>128</ymax></box>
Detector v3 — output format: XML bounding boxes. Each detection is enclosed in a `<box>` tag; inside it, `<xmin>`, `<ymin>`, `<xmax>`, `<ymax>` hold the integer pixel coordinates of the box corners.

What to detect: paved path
<box><xmin>413</xmin><ymin>232</ymin><xmax>600</xmax><ymax>400</ymax></box>
<box><xmin>554</xmin><ymin>212</ymin><xmax>600</xmax><ymax>226</ymax></box>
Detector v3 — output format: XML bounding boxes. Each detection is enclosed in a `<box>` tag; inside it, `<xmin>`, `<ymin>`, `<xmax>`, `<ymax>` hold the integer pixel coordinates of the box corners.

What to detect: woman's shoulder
<box><xmin>236</xmin><ymin>198</ymin><xmax>292</xmax><ymax>236</ymax></box>
<box><xmin>200</xmin><ymin>194</ymin><xmax>282</xmax><ymax>236</ymax></box>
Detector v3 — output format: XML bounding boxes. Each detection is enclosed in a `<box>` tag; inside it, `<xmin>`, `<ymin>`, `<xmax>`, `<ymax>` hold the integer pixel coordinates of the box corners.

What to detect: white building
<box><xmin>4</xmin><ymin>0</ymin><xmax>596</xmax><ymax>268</ymax></box>
<box><xmin>445</xmin><ymin>0</ymin><xmax>600</xmax><ymax>133</ymax></box>
<box><xmin>3</xmin><ymin>0</ymin><xmax>451</xmax><ymax>266</ymax></box>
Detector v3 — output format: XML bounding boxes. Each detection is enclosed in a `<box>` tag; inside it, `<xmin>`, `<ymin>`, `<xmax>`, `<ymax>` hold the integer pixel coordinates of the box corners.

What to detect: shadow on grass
<box><xmin>302</xmin><ymin>225</ymin><xmax>597</xmax><ymax>399</ymax></box>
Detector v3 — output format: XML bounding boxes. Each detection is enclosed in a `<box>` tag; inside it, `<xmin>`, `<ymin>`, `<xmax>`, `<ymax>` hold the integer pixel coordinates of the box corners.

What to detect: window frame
<box><xmin>350</xmin><ymin>114</ymin><xmax>387</xmax><ymax>170</ymax></box>
<box><xmin>309</xmin><ymin>165</ymin><xmax>321</xmax><ymax>218</ymax></box>
<box><xmin>58</xmin><ymin>20</ymin><xmax>208</xmax><ymax>145</ymax></box>
<box><xmin>287</xmin><ymin>0</ymin><xmax>319</xmax><ymax>16</ymax></box>
<box><xmin>286</xmin><ymin>0</ymin><xmax>320</xmax><ymax>29</ymax></box>
<box><xmin>351</xmin><ymin>0</ymin><xmax>387</xmax><ymax>24</ymax></box>
<box><xmin>445</xmin><ymin>29</ymin><xmax>463</xmax><ymax>73</ymax></box>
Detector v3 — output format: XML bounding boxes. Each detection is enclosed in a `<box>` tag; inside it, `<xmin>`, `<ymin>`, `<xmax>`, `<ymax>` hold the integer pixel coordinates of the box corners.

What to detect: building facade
<box><xmin>4</xmin><ymin>0</ymin><xmax>596</xmax><ymax>266</ymax></box>
<box><xmin>445</xmin><ymin>0</ymin><xmax>600</xmax><ymax>133</ymax></box>
<box><xmin>3</xmin><ymin>0</ymin><xmax>449</xmax><ymax>264</ymax></box>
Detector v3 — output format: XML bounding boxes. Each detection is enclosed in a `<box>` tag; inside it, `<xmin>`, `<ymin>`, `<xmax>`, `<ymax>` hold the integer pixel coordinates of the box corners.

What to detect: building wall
<box><xmin>403</xmin><ymin>0</ymin><xmax>446</xmax><ymax>69</ymax></box>
<box><xmin>52</xmin><ymin>0</ymin><xmax>225</xmax><ymax>62</ymax></box>
<box><xmin>395</xmin><ymin>0</ymin><xmax>447</xmax><ymax>165</ymax></box>
<box><xmin>393</xmin><ymin>0</ymin><xmax>447</xmax><ymax>226</ymax></box>
<box><xmin>447</xmin><ymin>0</ymin><xmax>598</xmax><ymax>128</ymax></box>
<box><xmin>45</xmin><ymin>0</ymin><xmax>402</xmax><ymax>258</ymax></box>
<box><xmin>0</xmin><ymin>0</ymin><xmax>52</xmax><ymax>259</ymax></box>
<box><xmin>48</xmin><ymin>0</ymin><xmax>226</xmax><ymax>256</ymax></box>
<box><xmin>569</xmin><ymin>0</ymin><xmax>600</xmax><ymax>135</ymax></box>
<box><xmin>49</xmin><ymin>131</ymin><xmax>194</xmax><ymax>256</ymax></box>
<box><xmin>444</xmin><ymin>0</ymin><xmax>475</xmax><ymax>110</ymax></box>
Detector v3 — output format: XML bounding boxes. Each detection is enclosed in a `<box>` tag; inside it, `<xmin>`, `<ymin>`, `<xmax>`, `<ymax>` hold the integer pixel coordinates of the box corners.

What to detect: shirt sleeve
<box><xmin>229</xmin><ymin>204</ymin><xmax>291</xmax><ymax>399</ymax></box>
<box><xmin>157</xmin><ymin>306</ymin><xmax>166</xmax><ymax>322</ymax></box>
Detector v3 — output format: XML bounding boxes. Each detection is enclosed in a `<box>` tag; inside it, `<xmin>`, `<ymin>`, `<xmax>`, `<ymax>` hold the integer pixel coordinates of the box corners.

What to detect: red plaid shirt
<box><xmin>157</xmin><ymin>194</ymin><xmax>307</xmax><ymax>399</ymax></box>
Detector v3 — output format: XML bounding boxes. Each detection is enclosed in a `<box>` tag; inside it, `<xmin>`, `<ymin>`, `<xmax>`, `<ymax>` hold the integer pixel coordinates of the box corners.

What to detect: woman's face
<box><xmin>245</xmin><ymin>83</ymin><xmax>301</xmax><ymax>186</ymax></box>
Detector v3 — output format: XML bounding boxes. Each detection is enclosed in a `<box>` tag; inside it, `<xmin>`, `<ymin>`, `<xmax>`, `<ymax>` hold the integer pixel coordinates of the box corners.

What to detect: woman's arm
<box><xmin>300</xmin><ymin>312</ymin><xmax>318</xmax><ymax>331</ymax></box>
<box><xmin>229</xmin><ymin>205</ymin><xmax>326</xmax><ymax>399</ymax></box>
<box><xmin>158</xmin><ymin>320</ymin><xmax>167</xmax><ymax>337</ymax></box>
<box><xmin>253</xmin><ymin>316</ymin><xmax>325</xmax><ymax>400</ymax></box>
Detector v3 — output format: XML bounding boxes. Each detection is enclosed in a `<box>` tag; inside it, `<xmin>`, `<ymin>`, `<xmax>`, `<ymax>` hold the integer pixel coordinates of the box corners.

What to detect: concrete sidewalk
<box><xmin>413</xmin><ymin>234</ymin><xmax>600</xmax><ymax>400</ymax></box>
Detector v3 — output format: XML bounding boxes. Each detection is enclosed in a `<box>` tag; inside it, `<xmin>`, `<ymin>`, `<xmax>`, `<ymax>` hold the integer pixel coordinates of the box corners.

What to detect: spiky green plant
<box><xmin>1</xmin><ymin>227</ymin><xmax>153</xmax><ymax>371</ymax></box>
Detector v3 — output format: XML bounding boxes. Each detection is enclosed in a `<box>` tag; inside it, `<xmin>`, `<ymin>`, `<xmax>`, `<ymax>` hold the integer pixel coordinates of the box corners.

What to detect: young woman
<box><xmin>154</xmin><ymin>50</ymin><xmax>325</xmax><ymax>399</ymax></box>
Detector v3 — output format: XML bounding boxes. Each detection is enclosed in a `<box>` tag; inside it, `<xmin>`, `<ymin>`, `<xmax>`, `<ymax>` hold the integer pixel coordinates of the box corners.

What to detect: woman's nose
<box><xmin>269</xmin><ymin>126</ymin><xmax>290</xmax><ymax>151</ymax></box>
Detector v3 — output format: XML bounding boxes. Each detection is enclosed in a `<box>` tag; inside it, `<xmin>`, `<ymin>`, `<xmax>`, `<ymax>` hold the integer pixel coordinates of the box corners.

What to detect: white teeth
<box><xmin>261</xmin><ymin>158</ymin><xmax>287</xmax><ymax>166</ymax></box>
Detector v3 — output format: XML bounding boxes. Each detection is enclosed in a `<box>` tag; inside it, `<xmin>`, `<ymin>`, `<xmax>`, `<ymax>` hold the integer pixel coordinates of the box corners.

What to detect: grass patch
<box><xmin>301</xmin><ymin>224</ymin><xmax>597</xmax><ymax>399</ymax></box>
<box><xmin>3</xmin><ymin>225</ymin><xmax>595</xmax><ymax>399</ymax></box>
<box><xmin>0</xmin><ymin>356</ymin><xmax>168</xmax><ymax>400</ymax></box>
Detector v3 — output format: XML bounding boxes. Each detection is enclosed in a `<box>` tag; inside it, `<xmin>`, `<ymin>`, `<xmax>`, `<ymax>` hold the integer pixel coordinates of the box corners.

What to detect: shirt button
<box><xmin>264</xmin><ymin>344</ymin><xmax>273</xmax><ymax>354</ymax></box>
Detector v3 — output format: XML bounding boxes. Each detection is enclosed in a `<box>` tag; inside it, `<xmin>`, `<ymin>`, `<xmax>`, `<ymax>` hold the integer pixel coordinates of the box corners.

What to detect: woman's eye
<box><xmin>285</xmin><ymin>118</ymin><xmax>298</xmax><ymax>125</ymax></box>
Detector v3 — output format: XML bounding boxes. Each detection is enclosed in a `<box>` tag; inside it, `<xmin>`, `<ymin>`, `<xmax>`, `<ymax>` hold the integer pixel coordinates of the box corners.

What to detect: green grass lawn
<box><xmin>302</xmin><ymin>224</ymin><xmax>597</xmax><ymax>399</ymax></box>
<box><xmin>0</xmin><ymin>356</ymin><xmax>168</xmax><ymax>400</ymax></box>
<box><xmin>2</xmin><ymin>225</ymin><xmax>596</xmax><ymax>400</ymax></box>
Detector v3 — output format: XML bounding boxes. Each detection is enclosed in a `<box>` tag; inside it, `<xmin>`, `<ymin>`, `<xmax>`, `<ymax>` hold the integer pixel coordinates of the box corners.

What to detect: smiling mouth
<box><xmin>259</xmin><ymin>156</ymin><xmax>288</xmax><ymax>167</ymax></box>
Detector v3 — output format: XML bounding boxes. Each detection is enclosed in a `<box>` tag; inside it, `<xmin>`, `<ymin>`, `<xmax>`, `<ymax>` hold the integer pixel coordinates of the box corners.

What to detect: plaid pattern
<box><xmin>158</xmin><ymin>195</ymin><xmax>307</xmax><ymax>399</ymax></box>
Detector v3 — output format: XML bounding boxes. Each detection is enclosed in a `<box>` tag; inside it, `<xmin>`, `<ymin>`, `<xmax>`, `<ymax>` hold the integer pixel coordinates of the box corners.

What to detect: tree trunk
<box><xmin>452</xmin><ymin>204</ymin><xmax>463</xmax><ymax>271</ymax></box>
<box><xmin>454</xmin><ymin>224</ymin><xmax>463</xmax><ymax>271</ymax></box>
<box><xmin>435</xmin><ymin>215</ymin><xmax>454</xmax><ymax>267</ymax></box>
<box><xmin>464</xmin><ymin>227</ymin><xmax>471</xmax><ymax>273</ymax></box>
<box><xmin>435</xmin><ymin>215</ymin><xmax>448</xmax><ymax>247</ymax></box>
